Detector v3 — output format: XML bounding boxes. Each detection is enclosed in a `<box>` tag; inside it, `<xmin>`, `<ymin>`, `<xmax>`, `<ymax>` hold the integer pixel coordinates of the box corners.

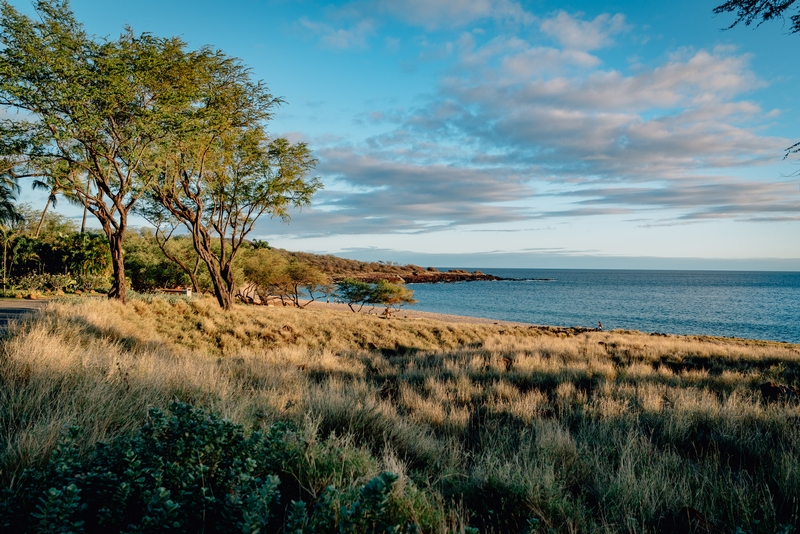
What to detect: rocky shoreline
<box><xmin>334</xmin><ymin>268</ymin><xmax>554</xmax><ymax>284</ymax></box>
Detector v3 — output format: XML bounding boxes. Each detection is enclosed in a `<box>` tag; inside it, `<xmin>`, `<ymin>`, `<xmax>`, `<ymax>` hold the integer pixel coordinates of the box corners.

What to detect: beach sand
<box><xmin>302</xmin><ymin>300</ymin><xmax>537</xmax><ymax>327</ymax></box>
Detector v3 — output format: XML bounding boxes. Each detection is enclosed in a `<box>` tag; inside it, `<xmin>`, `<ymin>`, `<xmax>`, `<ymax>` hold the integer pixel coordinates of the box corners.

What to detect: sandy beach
<box><xmin>302</xmin><ymin>299</ymin><xmax>538</xmax><ymax>327</ymax></box>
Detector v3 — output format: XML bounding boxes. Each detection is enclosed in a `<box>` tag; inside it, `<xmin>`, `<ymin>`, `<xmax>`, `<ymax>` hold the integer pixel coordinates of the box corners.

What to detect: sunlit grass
<box><xmin>2</xmin><ymin>296</ymin><xmax>799</xmax><ymax>532</ymax></box>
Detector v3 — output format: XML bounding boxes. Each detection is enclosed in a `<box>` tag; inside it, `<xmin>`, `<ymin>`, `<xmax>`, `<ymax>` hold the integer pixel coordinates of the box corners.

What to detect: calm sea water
<box><xmin>407</xmin><ymin>269</ymin><xmax>800</xmax><ymax>343</ymax></box>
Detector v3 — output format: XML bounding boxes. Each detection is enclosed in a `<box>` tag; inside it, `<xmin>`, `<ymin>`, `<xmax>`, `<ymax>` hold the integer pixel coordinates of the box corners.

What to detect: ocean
<box><xmin>407</xmin><ymin>269</ymin><xmax>800</xmax><ymax>343</ymax></box>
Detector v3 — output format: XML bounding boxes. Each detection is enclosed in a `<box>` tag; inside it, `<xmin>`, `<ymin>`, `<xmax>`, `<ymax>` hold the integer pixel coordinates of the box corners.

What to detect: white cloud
<box><xmin>293</xmin><ymin>10</ymin><xmax>797</xmax><ymax>234</ymax></box>
<box><xmin>380</xmin><ymin>0</ymin><xmax>533</xmax><ymax>29</ymax></box>
<box><xmin>299</xmin><ymin>17</ymin><xmax>376</xmax><ymax>49</ymax></box>
<box><xmin>435</xmin><ymin>40</ymin><xmax>779</xmax><ymax>182</ymax></box>
<box><xmin>540</xmin><ymin>11</ymin><xmax>629</xmax><ymax>51</ymax></box>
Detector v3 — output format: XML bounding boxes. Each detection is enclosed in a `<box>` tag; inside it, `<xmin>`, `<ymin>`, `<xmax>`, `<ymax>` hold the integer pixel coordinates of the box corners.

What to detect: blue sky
<box><xmin>11</xmin><ymin>0</ymin><xmax>800</xmax><ymax>269</ymax></box>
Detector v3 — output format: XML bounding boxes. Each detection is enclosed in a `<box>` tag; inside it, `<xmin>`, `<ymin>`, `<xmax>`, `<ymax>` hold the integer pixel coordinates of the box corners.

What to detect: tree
<box><xmin>282</xmin><ymin>260</ymin><xmax>331</xmax><ymax>308</ymax></box>
<box><xmin>142</xmin><ymin>55</ymin><xmax>321</xmax><ymax>310</ymax></box>
<box><xmin>0</xmin><ymin>174</ymin><xmax>22</xmax><ymax>289</ymax></box>
<box><xmin>139</xmin><ymin>213</ymin><xmax>204</xmax><ymax>292</ymax></box>
<box><xmin>0</xmin><ymin>174</ymin><xmax>21</xmax><ymax>226</ymax></box>
<box><xmin>714</xmin><ymin>0</ymin><xmax>800</xmax><ymax>157</ymax></box>
<box><xmin>0</xmin><ymin>0</ymin><xmax>206</xmax><ymax>303</ymax></box>
<box><xmin>336</xmin><ymin>278</ymin><xmax>375</xmax><ymax>313</ymax></box>
<box><xmin>335</xmin><ymin>278</ymin><xmax>416</xmax><ymax>315</ymax></box>
<box><xmin>370</xmin><ymin>279</ymin><xmax>417</xmax><ymax>316</ymax></box>
<box><xmin>714</xmin><ymin>0</ymin><xmax>800</xmax><ymax>33</ymax></box>
<box><xmin>241</xmin><ymin>248</ymin><xmax>291</xmax><ymax>305</ymax></box>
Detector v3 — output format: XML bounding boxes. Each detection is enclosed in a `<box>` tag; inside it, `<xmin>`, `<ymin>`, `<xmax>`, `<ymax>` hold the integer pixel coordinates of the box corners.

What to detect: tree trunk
<box><xmin>35</xmin><ymin>196</ymin><xmax>53</xmax><ymax>238</ymax></box>
<box><xmin>190</xmin><ymin>257</ymin><xmax>201</xmax><ymax>293</ymax></box>
<box><xmin>221</xmin><ymin>263</ymin><xmax>236</xmax><ymax>307</ymax></box>
<box><xmin>81</xmin><ymin>179</ymin><xmax>90</xmax><ymax>234</ymax></box>
<box><xmin>209</xmin><ymin>264</ymin><xmax>232</xmax><ymax>310</ymax></box>
<box><xmin>196</xmin><ymin>251</ymin><xmax>231</xmax><ymax>310</ymax></box>
<box><xmin>106</xmin><ymin>232</ymin><xmax>127</xmax><ymax>303</ymax></box>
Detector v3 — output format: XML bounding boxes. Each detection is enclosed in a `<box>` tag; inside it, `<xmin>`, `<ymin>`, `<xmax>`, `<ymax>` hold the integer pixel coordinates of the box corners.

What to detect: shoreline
<box><xmin>302</xmin><ymin>300</ymin><xmax>563</xmax><ymax>328</ymax></box>
<box><xmin>301</xmin><ymin>300</ymin><xmax>799</xmax><ymax>345</ymax></box>
<box><xmin>302</xmin><ymin>300</ymin><xmax>610</xmax><ymax>336</ymax></box>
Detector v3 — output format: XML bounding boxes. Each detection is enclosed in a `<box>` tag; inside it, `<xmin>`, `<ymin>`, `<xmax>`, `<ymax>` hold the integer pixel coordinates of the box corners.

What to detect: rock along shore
<box><xmin>333</xmin><ymin>269</ymin><xmax>554</xmax><ymax>284</ymax></box>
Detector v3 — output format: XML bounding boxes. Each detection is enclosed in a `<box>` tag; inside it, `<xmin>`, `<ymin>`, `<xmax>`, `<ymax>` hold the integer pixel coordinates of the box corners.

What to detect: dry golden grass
<box><xmin>2</xmin><ymin>296</ymin><xmax>800</xmax><ymax>533</ymax></box>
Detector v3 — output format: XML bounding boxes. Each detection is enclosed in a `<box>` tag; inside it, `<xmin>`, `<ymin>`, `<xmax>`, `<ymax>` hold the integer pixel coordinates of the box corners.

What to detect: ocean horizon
<box><xmin>406</xmin><ymin>268</ymin><xmax>800</xmax><ymax>344</ymax></box>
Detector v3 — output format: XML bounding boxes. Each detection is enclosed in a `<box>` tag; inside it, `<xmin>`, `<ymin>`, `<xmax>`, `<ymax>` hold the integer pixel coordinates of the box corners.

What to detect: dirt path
<box><xmin>0</xmin><ymin>299</ymin><xmax>48</xmax><ymax>330</ymax></box>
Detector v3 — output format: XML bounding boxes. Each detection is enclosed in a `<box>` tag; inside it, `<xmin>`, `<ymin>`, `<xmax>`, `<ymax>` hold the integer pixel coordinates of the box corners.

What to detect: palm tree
<box><xmin>0</xmin><ymin>175</ymin><xmax>22</xmax><ymax>227</ymax></box>
<box><xmin>31</xmin><ymin>178</ymin><xmax>60</xmax><ymax>238</ymax></box>
<box><xmin>31</xmin><ymin>171</ymin><xmax>85</xmax><ymax>237</ymax></box>
<box><xmin>0</xmin><ymin>175</ymin><xmax>24</xmax><ymax>290</ymax></box>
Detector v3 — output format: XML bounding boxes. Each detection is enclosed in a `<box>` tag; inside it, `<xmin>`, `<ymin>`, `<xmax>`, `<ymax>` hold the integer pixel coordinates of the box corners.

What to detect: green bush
<box><xmin>0</xmin><ymin>402</ymin><xmax>419</xmax><ymax>533</ymax></box>
<box><xmin>74</xmin><ymin>273</ymin><xmax>110</xmax><ymax>292</ymax></box>
<box><xmin>13</xmin><ymin>273</ymin><xmax>76</xmax><ymax>292</ymax></box>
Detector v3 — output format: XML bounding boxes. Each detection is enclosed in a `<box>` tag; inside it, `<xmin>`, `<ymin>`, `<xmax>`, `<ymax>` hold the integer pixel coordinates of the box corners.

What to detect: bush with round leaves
<box><xmin>0</xmin><ymin>402</ymin><xmax>420</xmax><ymax>533</ymax></box>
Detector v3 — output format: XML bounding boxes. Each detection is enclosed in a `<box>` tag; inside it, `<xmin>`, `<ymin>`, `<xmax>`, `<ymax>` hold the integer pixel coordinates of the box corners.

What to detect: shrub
<box><xmin>0</xmin><ymin>402</ymin><xmax>418</xmax><ymax>533</ymax></box>
<box><xmin>13</xmin><ymin>273</ymin><xmax>76</xmax><ymax>293</ymax></box>
<box><xmin>74</xmin><ymin>273</ymin><xmax>110</xmax><ymax>292</ymax></box>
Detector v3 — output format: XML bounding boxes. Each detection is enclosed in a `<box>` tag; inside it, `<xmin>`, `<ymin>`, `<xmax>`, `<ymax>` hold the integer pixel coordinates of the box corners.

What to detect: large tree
<box><xmin>144</xmin><ymin>133</ymin><xmax>320</xmax><ymax>310</ymax></box>
<box><xmin>141</xmin><ymin>54</ymin><xmax>321</xmax><ymax>310</ymax></box>
<box><xmin>0</xmin><ymin>0</ymin><xmax>202</xmax><ymax>302</ymax></box>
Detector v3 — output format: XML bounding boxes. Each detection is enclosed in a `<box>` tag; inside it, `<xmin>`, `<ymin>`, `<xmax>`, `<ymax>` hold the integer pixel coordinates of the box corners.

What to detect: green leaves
<box><xmin>336</xmin><ymin>278</ymin><xmax>417</xmax><ymax>314</ymax></box>
<box><xmin>0</xmin><ymin>403</ymin><xmax>419</xmax><ymax>533</ymax></box>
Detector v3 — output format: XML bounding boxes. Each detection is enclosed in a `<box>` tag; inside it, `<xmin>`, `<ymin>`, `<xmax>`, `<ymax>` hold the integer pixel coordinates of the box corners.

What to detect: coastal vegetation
<box><xmin>1</xmin><ymin>2</ymin><xmax>798</xmax><ymax>533</ymax></box>
<box><xmin>2</xmin><ymin>297</ymin><xmax>799</xmax><ymax>532</ymax></box>
<box><xmin>0</xmin><ymin>0</ymin><xmax>320</xmax><ymax>305</ymax></box>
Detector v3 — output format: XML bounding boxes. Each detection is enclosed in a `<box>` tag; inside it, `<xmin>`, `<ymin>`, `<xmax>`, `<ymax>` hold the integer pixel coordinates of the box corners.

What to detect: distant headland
<box><xmin>269</xmin><ymin>248</ymin><xmax>552</xmax><ymax>284</ymax></box>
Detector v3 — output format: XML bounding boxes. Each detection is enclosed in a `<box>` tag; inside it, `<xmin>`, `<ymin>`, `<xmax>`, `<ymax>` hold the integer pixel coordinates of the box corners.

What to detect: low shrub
<box><xmin>0</xmin><ymin>402</ymin><xmax>419</xmax><ymax>534</ymax></box>
<box><xmin>13</xmin><ymin>273</ymin><xmax>76</xmax><ymax>293</ymax></box>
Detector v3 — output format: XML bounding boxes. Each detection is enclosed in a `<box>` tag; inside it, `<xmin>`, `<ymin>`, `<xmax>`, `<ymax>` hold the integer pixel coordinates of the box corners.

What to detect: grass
<box><xmin>2</xmin><ymin>296</ymin><xmax>800</xmax><ymax>532</ymax></box>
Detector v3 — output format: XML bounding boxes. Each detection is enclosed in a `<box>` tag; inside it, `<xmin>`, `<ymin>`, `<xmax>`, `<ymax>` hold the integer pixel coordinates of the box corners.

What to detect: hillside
<box><xmin>271</xmin><ymin>248</ymin><xmax>504</xmax><ymax>283</ymax></box>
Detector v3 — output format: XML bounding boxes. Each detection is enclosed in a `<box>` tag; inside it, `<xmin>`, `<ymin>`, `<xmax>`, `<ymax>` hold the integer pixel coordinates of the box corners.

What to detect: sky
<box><xmin>10</xmin><ymin>0</ymin><xmax>800</xmax><ymax>269</ymax></box>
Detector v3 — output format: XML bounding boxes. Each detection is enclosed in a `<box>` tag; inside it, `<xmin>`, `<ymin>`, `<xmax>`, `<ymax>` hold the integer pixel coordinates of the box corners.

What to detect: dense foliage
<box><xmin>241</xmin><ymin>247</ymin><xmax>332</xmax><ymax>307</ymax></box>
<box><xmin>0</xmin><ymin>211</ymin><xmax>417</xmax><ymax>309</ymax></box>
<box><xmin>0</xmin><ymin>207</ymin><xmax>110</xmax><ymax>293</ymax></box>
<box><xmin>0</xmin><ymin>402</ymin><xmax>420</xmax><ymax>533</ymax></box>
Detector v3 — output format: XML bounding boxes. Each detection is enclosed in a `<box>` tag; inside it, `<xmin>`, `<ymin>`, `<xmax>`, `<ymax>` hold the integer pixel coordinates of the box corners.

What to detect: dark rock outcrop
<box><xmin>334</xmin><ymin>270</ymin><xmax>503</xmax><ymax>284</ymax></box>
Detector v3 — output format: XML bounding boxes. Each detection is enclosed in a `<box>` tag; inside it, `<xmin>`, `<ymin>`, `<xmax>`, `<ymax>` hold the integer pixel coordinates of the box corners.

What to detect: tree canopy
<box><xmin>714</xmin><ymin>0</ymin><xmax>800</xmax><ymax>33</ymax></box>
<box><xmin>139</xmin><ymin>49</ymin><xmax>321</xmax><ymax>310</ymax></box>
<box><xmin>335</xmin><ymin>278</ymin><xmax>416</xmax><ymax>315</ymax></box>
<box><xmin>0</xmin><ymin>0</ymin><xmax>210</xmax><ymax>302</ymax></box>
<box><xmin>0</xmin><ymin>0</ymin><xmax>320</xmax><ymax>308</ymax></box>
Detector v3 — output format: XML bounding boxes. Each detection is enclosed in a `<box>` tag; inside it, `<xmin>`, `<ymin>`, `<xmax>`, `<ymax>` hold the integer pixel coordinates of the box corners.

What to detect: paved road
<box><xmin>0</xmin><ymin>299</ymin><xmax>47</xmax><ymax>330</ymax></box>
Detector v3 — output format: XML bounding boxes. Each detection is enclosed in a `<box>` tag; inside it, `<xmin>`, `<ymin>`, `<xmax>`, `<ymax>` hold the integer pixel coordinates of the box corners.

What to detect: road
<box><xmin>0</xmin><ymin>299</ymin><xmax>47</xmax><ymax>330</ymax></box>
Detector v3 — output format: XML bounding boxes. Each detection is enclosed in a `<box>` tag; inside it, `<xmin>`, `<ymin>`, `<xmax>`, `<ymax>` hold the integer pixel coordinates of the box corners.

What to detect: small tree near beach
<box><xmin>371</xmin><ymin>279</ymin><xmax>417</xmax><ymax>316</ymax></box>
<box><xmin>242</xmin><ymin>249</ymin><xmax>331</xmax><ymax>307</ymax></box>
<box><xmin>336</xmin><ymin>278</ymin><xmax>416</xmax><ymax>315</ymax></box>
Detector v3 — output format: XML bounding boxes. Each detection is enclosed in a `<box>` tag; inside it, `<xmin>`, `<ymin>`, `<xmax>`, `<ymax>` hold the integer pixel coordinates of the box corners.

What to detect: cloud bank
<box><xmin>282</xmin><ymin>7</ymin><xmax>797</xmax><ymax>239</ymax></box>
